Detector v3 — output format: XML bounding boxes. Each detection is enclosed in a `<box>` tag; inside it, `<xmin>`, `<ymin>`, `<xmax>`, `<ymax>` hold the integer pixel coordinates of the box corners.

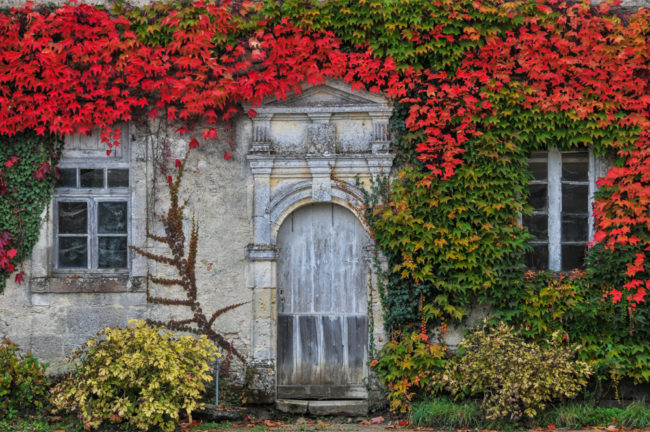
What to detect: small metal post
<box><xmin>214</xmin><ymin>356</ymin><xmax>221</xmax><ymax>406</ymax></box>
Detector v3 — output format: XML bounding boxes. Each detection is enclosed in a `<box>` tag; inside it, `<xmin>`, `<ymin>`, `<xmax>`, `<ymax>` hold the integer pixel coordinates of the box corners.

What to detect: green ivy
<box><xmin>0</xmin><ymin>132</ymin><xmax>61</xmax><ymax>292</ymax></box>
<box><xmin>260</xmin><ymin>0</ymin><xmax>534</xmax><ymax>71</ymax></box>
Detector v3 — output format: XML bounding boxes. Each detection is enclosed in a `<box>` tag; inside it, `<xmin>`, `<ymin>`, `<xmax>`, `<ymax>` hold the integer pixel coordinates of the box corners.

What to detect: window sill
<box><xmin>31</xmin><ymin>275</ymin><xmax>145</xmax><ymax>294</ymax></box>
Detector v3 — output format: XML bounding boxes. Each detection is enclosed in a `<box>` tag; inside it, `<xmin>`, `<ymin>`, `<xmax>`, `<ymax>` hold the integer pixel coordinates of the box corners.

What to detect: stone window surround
<box><xmin>28</xmin><ymin>124</ymin><xmax>148</xmax><ymax>298</ymax></box>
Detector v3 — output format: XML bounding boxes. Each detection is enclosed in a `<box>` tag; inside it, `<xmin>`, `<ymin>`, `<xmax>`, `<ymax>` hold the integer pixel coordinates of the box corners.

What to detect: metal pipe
<box><xmin>214</xmin><ymin>357</ymin><xmax>220</xmax><ymax>406</ymax></box>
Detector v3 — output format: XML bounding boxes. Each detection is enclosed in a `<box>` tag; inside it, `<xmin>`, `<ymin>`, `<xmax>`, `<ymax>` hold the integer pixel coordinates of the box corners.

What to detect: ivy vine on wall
<box><xmin>0</xmin><ymin>0</ymin><xmax>649</xmax><ymax>384</ymax></box>
<box><xmin>0</xmin><ymin>133</ymin><xmax>61</xmax><ymax>291</ymax></box>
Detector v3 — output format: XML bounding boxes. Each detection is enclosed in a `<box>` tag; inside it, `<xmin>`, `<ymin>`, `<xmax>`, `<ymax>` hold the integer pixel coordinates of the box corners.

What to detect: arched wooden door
<box><xmin>276</xmin><ymin>203</ymin><xmax>369</xmax><ymax>399</ymax></box>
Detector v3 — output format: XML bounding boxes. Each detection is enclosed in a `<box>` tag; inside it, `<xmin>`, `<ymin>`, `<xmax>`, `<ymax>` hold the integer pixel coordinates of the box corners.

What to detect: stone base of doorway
<box><xmin>276</xmin><ymin>399</ymin><xmax>368</xmax><ymax>416</ymax></box>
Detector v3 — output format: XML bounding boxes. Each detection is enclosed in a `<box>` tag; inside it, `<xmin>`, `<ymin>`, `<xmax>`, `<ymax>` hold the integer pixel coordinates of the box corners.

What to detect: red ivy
<box><xmin>0</xmin><ymin>0</ymin><xmax>649</xmax><ymax>304</ymax></box>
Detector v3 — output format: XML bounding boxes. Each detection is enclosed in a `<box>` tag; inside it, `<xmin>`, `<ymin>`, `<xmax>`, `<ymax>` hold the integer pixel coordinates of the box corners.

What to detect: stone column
<box><xmin>246</xmin><ymin>156</ymin><xmax>278</xmax><ymax>403</ymax></box>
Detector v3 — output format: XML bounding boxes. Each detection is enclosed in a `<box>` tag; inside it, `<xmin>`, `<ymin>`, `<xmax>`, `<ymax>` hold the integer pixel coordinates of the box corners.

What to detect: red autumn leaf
<box><xmin>201</xmin><ymin>128</ymin><xmax>218</xmax><ymax>139</ymax></box>
<box><xmin>224</xmin><ymin>152</ymin><xmax>232</xmax><ymax>160</ymax></box>
<box><xmin>14</xmin><ymin>271</ymin><xmax>24</xmax><ymax>284</ymax></box>
<box><xmin>34</xmin><ymin>162</ymin><xmax>50</xmax><ymax>181</ymax></box>
<box><xmin>247</xmin><ymin>109</ymin><xmax>257</xmax><ymax>119</ymax></box>
<box><xmin>167</xmin><ymin>175</ymin><xmax>173</xmax><ymax>184</ymax></box>
<box><xmin>189</xmin><ymin>138</ymin><xmax>200</xmax><ymax>149</ymax></box>
<box><xmin>175</xmin><ymin>159</ymin><xmax>182</xmax><ymax>168</ymax></box>
<box><xmin>6</xmin><ymin>249</ymin><xmax>17</xmax><ymax>259</ymax></box>
<box><xmin>5</xmin><ymin>156</ymin><xmax>19</xmax><ymax>168</ymax></box>
<box><xmin>609</xmin><ymin>289</ymin><xmax>623</xmax><ymax>303</ymax></box>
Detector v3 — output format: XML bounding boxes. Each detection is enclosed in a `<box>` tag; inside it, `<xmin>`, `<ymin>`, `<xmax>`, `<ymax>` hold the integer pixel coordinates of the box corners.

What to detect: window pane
<box><xmin>525</xmin><ymin>245</ymin><xmax>548</xmax><ymax>270</ymax></box>
<box><xmin>528</xmin><ymin>184</ymin><xmax>548</xmax><ymax>211</ymax></box>
<box><xmin>56</xmin><ymin>168</ymin><xmax>77</xmax><ymax>188</ymax></box>
<box><xmin>98</xmin><ymin>202</ymin><xmax>128</xmax><ymax>234</ymax></box>
<box><xmin>562</xmin><ymin>184</ymin><xmax>589</xmax><ymax>213</ymax></box>
<box><xmin>58</xmin><ymin>236</ymin><xmax>88</xmax><ymax>268</ymax></box>
<box><xmin>528</xmin><ymin>162</ymin><xmax>547</xmax><ymax>181</ymax></box>
<box><xmin>80</xmin><ymin>169</ymin><xmax>104</xmax><ymax>188</ymax></box>
<box><xmin>562</xmin><ymin>161</ymin><xmax>589</xmax><ymax>182</ymax></box>
<box><xmin>58</xmin><ymin>202</ymin><xmax>87</xmax><ymax>234</ymax></box>
<box><xmin>107</xmin><ymin>169</ymin><xmax>129</xmax><ymax>187</ymax></box>
<box><xmin>98</xmin><ymin>237</ymin><xmax>127</xmax><ymax>268</ymax></box>
<box><xmin>562</xmin><ymin>244</ymin><xmax>586</xmax><ymax>270</ymax></box>
<box><xmin>562</xmin><ymin>215</ymin><xmax>589</xmax><ymax>242</ymax></box>
<box><xmin>523</xmin><ymin>214</ymin><xmax>548</xmax><ymax>241</ymax></box>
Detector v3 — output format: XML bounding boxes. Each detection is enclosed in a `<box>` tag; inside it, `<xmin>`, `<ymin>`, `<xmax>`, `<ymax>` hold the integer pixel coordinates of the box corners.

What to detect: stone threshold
<box><xmin>276</xmin><ymin>399</ymin><xmax>368</xmax><ymax>416</ymax></box>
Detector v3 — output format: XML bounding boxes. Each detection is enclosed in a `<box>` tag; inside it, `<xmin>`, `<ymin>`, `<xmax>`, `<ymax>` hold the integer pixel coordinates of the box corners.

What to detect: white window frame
<box><xmin>53</xmin><ymin>129</ymin><xmax>132</xmax><ymax>276</ymax></box>
<box><xmin>527</xmin><ymin>147</ymin><xmax>606</xmax><ymax>272</ymax></box>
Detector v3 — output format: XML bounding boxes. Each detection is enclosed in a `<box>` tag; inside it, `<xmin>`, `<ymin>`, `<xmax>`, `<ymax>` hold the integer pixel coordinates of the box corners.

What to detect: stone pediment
<box><xmin>253</xmin><ymin>80</ymin><xmax>391</xmax><ymax>115</ymax></box>
<box><xmin>246</xmin><ymin>79</ymin><xmax>392</xmax><ymax>155</ymax></box>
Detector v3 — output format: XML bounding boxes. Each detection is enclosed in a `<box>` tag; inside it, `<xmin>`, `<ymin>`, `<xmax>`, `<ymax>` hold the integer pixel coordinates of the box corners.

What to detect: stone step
<box><xmin>276</xmin><ymin>399</ymin><xmax>368</xmax><ymax>416</ymax></box>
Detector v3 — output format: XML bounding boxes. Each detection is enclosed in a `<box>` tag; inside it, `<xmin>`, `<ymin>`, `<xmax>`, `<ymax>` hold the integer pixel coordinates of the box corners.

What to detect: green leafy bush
<box><xmin>372</xmin><ymin>331</ymin><xmax>446</xmax><ymax>413</ymax></box>
<box><xmin>0</xmin><ymin>338</ymin><xmax>48</xmax><ymax>419</ymax></box>
<box><xmin>51</xmin><ymin>320</ymin><xmax>219</xmax><ymax>432</ymax></box>
<box><xmin>443</xmin><ymin>320</ymin><xmax>591</xmax><ymax>421</ymax></box>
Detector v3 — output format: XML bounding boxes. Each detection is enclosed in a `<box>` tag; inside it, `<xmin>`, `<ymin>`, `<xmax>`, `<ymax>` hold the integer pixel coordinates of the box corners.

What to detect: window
<box><xmin>524</xmin><ymin>148</ymin><xmax>597</xmax><ymax>272</ymax></box>
<box><xmin>54</xmin><ymin>133</ymin><xmax>130</xmax><ymax>273</ymax></box>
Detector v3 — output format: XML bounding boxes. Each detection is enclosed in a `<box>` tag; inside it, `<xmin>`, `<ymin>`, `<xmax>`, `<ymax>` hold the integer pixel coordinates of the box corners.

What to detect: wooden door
<box><xmin>277</xmin><ymin>203</ymin><xmax>369</xmax><ymax>399</ymax></box>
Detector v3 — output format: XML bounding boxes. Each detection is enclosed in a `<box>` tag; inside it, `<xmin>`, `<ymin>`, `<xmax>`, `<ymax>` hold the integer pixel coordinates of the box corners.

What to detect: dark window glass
<box><xmin>562</xmin><ymin>244</ymin><xmax>586</xmax><ymax>270</ymax></box>
<box><xmin>98</xmin><ymin>237</ymin><xmax>127</xmax><ymax>268</ymax></box>
<box><xmin>525</xmin><ymin>245</ymin><xmax>549</xmax><ymax>270</ymax></box>
<box><xmin>58</xmin><ymin>202</ymin><xmax>87</xmax><ymax>234</ymax></box>
<box><xmin>562</xmin><ymin>184</ymin><xmax>589</xmax><ymax>213</ymax></box>
<box><xmin>562</xmin><ymin>161</ymin><xmax>589</xmax><ymax>181</ymax></box>
<box><xmin>56</xmin><ymin>169</ymin><xmax>77</xmax><ymax>188</ymax></box>
<box><xmin>528</xmin><ymin>162</ymin><xmax>547</xmax><ymax>181</ymax></box>
<box><xmin>98</xmin><ymin>202</ymin><xmax>127</xmax><ymax>234</ymax></box>
<box><xmin>523</xmin><ymin>214</ymin><xmax>548</xmax><ymax>241</ymax></box>
<box><xmin>562</xmin><ymin>215</ymin><xmax>589</xmax><ymax>242</ymax></box>
<box><xmin>80</xmin><ymin>169</ymin><xmax>104</xmax><ymax>188</ymax></box>
<box><xmin>58</xmin><ymin>237</ymin><xmax>88</xmax><ymax>268</ymax></box>
<box><xmin>528</xmin><ymin>184</ymin><xmax>548</xmax><ymax>212</ymax></box>
<box><xmin>107</xmin><ymin>169</ymin><xmax>129</xmax><ymax>187</ymax></box>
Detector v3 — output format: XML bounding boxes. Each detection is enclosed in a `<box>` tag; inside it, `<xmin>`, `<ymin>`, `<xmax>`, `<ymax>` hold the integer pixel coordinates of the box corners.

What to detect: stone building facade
<box><xmin>0</xmin><ymin>80</ymin><xmax>394</xmax><ymax>408</ymax></box>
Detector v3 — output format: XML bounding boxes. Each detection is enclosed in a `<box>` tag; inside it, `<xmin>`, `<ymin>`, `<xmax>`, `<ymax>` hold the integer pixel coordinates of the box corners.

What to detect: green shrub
<box><xmin>51</xmin><ymin>320</ymin><xmax>219</xmax><ymax>432</ymax></box>
<box><xmin>0</xmin><ymin>338</ymin><xmax>48</xmax><ymax>419</ymax></box>
<box><xmin>411</xmin><ymin>397</ymin><xmax>484</xmax><ymax>429</ymax></box>
<box><xmin>443</xmin><ymin>320</ymin><xmax>592</xmax><ymax>421</ymax></box>
<box><xmin>372</xmin><ymin>331</ymin><xmax>446</xmax><ymax>413</ymax></box>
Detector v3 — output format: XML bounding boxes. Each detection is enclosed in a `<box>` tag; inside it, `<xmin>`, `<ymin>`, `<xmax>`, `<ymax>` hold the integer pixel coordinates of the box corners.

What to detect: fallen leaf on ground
<box><xmin>370</xmin><ymin>416</ymin><xmax>384</xmax><ymax>424</ymax></box>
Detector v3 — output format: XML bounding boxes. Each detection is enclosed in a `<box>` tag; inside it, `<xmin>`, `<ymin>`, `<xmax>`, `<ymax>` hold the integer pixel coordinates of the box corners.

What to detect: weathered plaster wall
<box><xmin>0</xmin><ymin>118</ymin><xmax>255</xmax><ymax>375</ymax></box>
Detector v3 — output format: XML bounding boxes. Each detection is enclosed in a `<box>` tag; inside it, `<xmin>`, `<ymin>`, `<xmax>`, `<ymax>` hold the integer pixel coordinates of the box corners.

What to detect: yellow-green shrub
<box><xmin>0</xmin><ymin>338</ymin><xmax>48</xmax><ymax>419</ymax></box>
<box><xmin>442</xmin><ymin>320</ymin><xmax>591</xmax><ymax>422</ymax></box>
<box><xmin>51</xmin><ymin>320</ymin><xmax>218</xmax><ymax>432</ymax></box>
